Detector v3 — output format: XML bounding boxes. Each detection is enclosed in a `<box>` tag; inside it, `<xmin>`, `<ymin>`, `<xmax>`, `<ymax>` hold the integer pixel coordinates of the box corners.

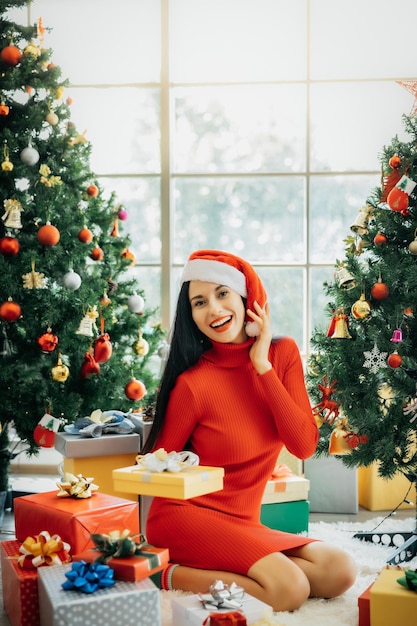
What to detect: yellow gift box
<box><xmin>358</xmin><ymin>463</ymin><xmax>415</xmax><ymax>511</ymax></box>
<box><xmin>370</xmin><ymin>567</ymin><xmax>417</xmax><ymax>626</ymax></box>
<box><xmin>261</xmin><ymin>475</ymin><xmax>310</xmax><ymax>505</ymax></box>
<box><xmin>64</xmin><ymin>455</ymin><xmax>137</xmax><ymax>501</ymax></box>
<box><xmin>113</xmin><ymin>465</ymin><xmax>224</xmax><ymax>499</ymax></box>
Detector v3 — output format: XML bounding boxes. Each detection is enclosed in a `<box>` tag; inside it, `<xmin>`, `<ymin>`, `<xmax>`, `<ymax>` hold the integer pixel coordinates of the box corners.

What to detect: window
<box><xmin>25</xmin><ymin>0</ymin><xmax>417</xmax><ymax>356</ymax></box>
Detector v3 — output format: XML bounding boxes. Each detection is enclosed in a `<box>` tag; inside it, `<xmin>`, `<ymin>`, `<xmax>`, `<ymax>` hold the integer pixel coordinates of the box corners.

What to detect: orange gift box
<box><xmin>0</xmin><ymin>540</ymin><xmax>40</xmax><ymax>626</ymax></box>
<box><xmin>72</xmin><ymin>544</ymin><xmax>169</xmax><ymax>582</ymax></box>
<box><xmin>14</xmin><ymin>491</ymin><xmax>139</xmax><ymax>554</ymax></box>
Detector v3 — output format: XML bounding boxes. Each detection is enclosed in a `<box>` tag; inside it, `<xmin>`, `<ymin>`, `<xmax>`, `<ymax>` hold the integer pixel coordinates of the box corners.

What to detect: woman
<box><xmin>143</xmin><ymin>249</ymin><xmax>356</xmax><ymax>611</ymax></box>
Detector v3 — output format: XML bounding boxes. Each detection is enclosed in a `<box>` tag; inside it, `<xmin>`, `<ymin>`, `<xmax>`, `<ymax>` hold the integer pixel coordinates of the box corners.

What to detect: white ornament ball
<box><xmin>20</xmin><ymin>146</ymin><xmax>40</xmax><ymax>166</ymax></box>
<box><xmin>63</xmin><ymin>270</ymin><xmax>82</xmax><ymax>291</ymax></box>
<box><xmin>127</xmin><ymin>294</ymin><xmax>145</xmax><ymax>313</ymax></box>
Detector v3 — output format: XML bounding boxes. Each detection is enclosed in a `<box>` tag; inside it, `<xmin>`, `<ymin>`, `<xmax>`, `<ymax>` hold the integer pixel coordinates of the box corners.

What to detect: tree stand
<box><xmin>353</xmin><ymin>472</ymin><xmax>417</xmax><ymax>564</ymax></box>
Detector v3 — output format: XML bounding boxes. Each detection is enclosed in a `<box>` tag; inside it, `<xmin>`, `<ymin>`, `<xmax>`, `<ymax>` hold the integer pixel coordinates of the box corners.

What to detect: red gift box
<box><xmin>0</xmin><ymin>540</ymin><xmax>40</xmax><ymax>626</ymax></box>
<box><xmin>204</xmin><ymin>612</ymin><xmax>247</xmax><ymax>626</ymax></box>
<box><xmin>358</xmin><ymin>582</ymin><xmax>372</xmax><ymax>626</ymax></box>
<box><xmin>72</xmin><ymin>544</ymin><xmax>169</xmax><ymax>582</ymax></box>
<box><xmin>14</xmin><ymin>491</ymin><xmax>139</xmax><ymax>554</ymax></box>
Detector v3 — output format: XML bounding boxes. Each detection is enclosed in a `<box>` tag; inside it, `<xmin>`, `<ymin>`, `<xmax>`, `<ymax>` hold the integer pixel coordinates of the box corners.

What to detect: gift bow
<box><xmin>200</xmin><ymin>580</ymin><xmax>245</xmax><ymax>611</ymax></box>
<box><xmin>135</xmin><ymin>447</ymin><xmax>199</xmax><ymax>473</ymax></box>
<box><xmin>397</xmin><ymin>569</ymin><xmax>417</xmax><ymax>592</ymax></box>
<box><xmin>57</xmin><ymin>472</ymin><xmax>99</xmax><ymax>498</ymax></box>
<box><xmin>18</xmin><ymin>531</ymin><xmax>71</xmax><ymax>569</ymax></box>
<box><xmin>62</xmin><ymin>560</ymin><xmax>115</xmax><ymax>594</ymax></box>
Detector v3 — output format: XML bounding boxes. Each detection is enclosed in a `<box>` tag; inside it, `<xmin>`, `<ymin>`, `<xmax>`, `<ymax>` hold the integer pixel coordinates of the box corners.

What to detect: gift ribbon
<box><xmin>200</xmin><ymin>580</ymin><xmax>245</xmax><ymax>611</ymax></box>
<box><xmin>62</xmin><ymin>560</ymin><xmax>115</xmax><ymax>593</ymax></box>
<box><xmin>90</xmin><ymin>529</ymin><xmax>161</xmax><ymax>570</ymax></box>
<box><xmin>135</xmin><ymin>448</ymin><xmax>199</xmax><ymax>472</ymax></box>
<box><xmin>397</xmin><ymin>569</ymin><xmax>417</xmax><ymax>592</ymax></box>
<box><xmin>56</xmin><ymin>472</ymin><xmax>99</xmax><ymax>498</ymax></box>
<box><xmin>18</xmin><ymin>531</ymin><xmax>71</xmax><ymax>569</ymax></box>
<box><xmin>202</xmin><ymin>612</ymin><xmax>246</xmax><ymax>625</ymax></box>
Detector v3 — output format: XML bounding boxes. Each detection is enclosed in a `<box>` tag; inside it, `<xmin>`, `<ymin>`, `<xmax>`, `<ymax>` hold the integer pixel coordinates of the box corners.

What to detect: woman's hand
<box><xmin>247</xmin><ymin>301</ymin><xmax>273</xmax><ymax>375</ymax></box>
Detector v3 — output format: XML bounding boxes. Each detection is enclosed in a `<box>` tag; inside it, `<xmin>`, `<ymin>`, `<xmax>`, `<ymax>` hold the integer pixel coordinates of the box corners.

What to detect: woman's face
<box><xmin>188</xmin><ymin>280</ymin><xmax>247</xmax><ymax>344</ymax></box>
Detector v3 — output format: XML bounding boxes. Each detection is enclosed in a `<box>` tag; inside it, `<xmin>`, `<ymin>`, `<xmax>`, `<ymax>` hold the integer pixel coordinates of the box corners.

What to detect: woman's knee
<box><xmin>268</xmin><ymin>567</ymin><xmax>310</xmax><ymax>612</ymax></box>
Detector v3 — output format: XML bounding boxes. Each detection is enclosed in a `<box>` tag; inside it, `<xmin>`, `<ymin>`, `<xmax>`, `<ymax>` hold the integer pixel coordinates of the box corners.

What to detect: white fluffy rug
<box><xmin>159</xmin><ymin>516</ymin><xmax>417</xmax><ymax>626</ymax></box>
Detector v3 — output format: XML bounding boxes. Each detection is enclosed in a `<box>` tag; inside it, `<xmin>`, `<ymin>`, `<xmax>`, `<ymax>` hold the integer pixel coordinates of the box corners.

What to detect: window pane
<box><xmin>31</xmin><ymin>0</ymin><xmax>160</xmax><ymax>83</ymax></box>
<box><xmin>309</xmin><ymin>174</ymin><xmax>379</xmax><ymax>264</ymax></box>
<box><xmin>174</xmin><ymin>177</ymin><xmax>306</xmax><ymax>264</ymax></box>
<box><xmin>69</xmin><ymin>88</ymin><xmax>160</xmax><ymax>175</ymax></box>
<box><xmin>173</xmin><ymin>85</ymin><xmax>306</xmax><ymax>174</ymax></box>
<box><xmin>100</xmin><ymin>177</ymin><xmax>161</xmax><ymax>263</ymax></box>
<box><xmin>259</xmin><ymin>268</ymin><xmax>305</xmax><ymax>351</ymax></box>
<box><xmin>170</xmin><ymin>0</ymin><xmax>307</xmax><ymax>82</ymax></box>
<box><xmin>310</xmin><ymin>82</ymin><xmax>413</xmax><ymax>172</ymax></box>
<box><xmin>310</xmin><ymin>0</ymin><xmax>417</xmax><ymax>79</ymax></box>
<box><xmin>309</xmin><ymin>266</ymin><xmax>334</xmax><ymax>337</ymax></box>
<box><xmin>126</xmin><ymin>267</ymin><xmax>162</xmax><ymax>325</ymax></box>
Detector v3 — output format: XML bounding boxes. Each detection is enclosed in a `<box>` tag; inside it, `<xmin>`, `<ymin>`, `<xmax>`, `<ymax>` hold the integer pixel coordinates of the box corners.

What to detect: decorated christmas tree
<box><xmin>0</xmin><ymin>1</ymin><xmax>165</xmax><ymax>495</ymax></box>
<box><xmin>307</xmin><ymin>85</ymin><xmax>417</xmax><ymax>482</ymax></box>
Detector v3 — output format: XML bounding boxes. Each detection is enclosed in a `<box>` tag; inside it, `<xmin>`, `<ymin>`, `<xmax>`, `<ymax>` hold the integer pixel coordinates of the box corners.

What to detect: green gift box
<box><xmin>260</xmin><ymin>500</ymin><xmax>309</xmax><ymax>533</ymax></box>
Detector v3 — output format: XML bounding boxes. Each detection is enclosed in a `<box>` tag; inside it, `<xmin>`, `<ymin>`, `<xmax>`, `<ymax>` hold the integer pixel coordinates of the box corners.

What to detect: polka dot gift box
<box><xmin>1</xmin><ymin>540</ymin><xmax>41</xmax><ymax>626</ymax></box>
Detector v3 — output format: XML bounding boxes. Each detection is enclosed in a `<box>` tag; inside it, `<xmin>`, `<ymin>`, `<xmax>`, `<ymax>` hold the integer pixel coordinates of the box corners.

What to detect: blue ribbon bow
<box><xmin>62</xmin><ymin>560</ymin><xmax>115</xmax><ymax>594</ymax></box>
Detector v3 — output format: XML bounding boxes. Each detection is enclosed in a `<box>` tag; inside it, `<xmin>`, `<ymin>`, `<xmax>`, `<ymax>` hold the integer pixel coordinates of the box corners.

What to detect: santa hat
<box><xmin>180</xmin><ymin>249</ymin><xmax>267</xmax><ymax>336</ymax></box>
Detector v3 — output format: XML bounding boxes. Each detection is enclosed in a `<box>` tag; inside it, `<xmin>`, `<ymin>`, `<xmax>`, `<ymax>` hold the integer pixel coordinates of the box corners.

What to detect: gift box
<box><xmin>38</xmin><ymin>563</ymin><xmax>161</xmax><ymax>626</ymax></box>
<box><xmin>261</xmin><ymin>475</ymin><xmax>310</xmax><ymax>505</ymax></box>
<box><xmin>358</xmin><ymin>463</ymin><xmax>416</xmax><ymax>511</ymax></box>
<box><xmin>55</xmin><ymin>431</ymin><xmax>140</xmax><ymax>457</ymax></box>
<box><xmin>72</xmin><ymin>544</ymin><xmax>169</xmax><ymax>582</ymax></box>
<box><xmin>1</xmin><ymin>540</ymin><xmax>40</xmax><ymax>626</ymax></box>
<box><xmin>370</xmin><ymin>567</ymin><xmax>417</xmax><ymax>626</ymax></box>
<box><xmin>260</xmin><ymin>500</ymin><xmax>309</xmax><ymax>533</ymax></box>
<box><xmin>171</xmin><ymin>592</ymin><xmax>273</xmax><ymax>626</ymax></box>
<box><xmin>304</xmin><ymin>456</ymin><xmax>358</xmax><ymax>513</ymax></box>
<box><xmin>55</xmin><ymin>432</ymin><xmax>140</xmax><ymax>500</ymax></box>
<box><xmin>113</xmin><ymin>465</ymin><xmax>224</xmax><ymax>499</ymax></box>
<box><xmin>358</xmin><ymin>582</ymin><xmax>372</xmax><ymax>626</ymax></box>
<box><xmin>14</xmin><ymin>491</ymin><xmax>139</xmax><ymax>554</ymax></box>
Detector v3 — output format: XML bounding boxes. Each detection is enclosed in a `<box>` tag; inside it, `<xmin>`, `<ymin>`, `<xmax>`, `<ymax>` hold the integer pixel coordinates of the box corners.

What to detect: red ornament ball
<box><xmin>86</xmin><ymin>184</ymin><xmax>99</xmax><ymax>197</ymax></box>
<box><xmin>373</xmin><ymin>232</ymin><xmax>387</xmax><ymax>246</ymax></box>
<box><xmin>90</xmin><ymin>246</ymin><xmax>104</xmax><ymax>261</ymax></box>
<box><xmin>387</xmin><ymin>187</ymin><xmax>409</xmax><ymax>212</ymax></box>
<box><xmin>37</xmin><ymin>330</ymin><xmax>59</xmax><ymax>353</ymax></box>
<box><xmin>389</xmin><ymin>154</ymin><xmax>402</xmax><ymax>169</ymax></box>
<box><xmin>0</xmin><ymin>103</ymin><xmax>10</xmax><ymax>116</ymax></box>
<box><xmin>0</xmin><ymin>299</ymin><xmax>21</xmax><ymax>322</ymax></box>
<box><xmin>125</xmin><ymin>378</ymin><xmax>147</xmax><ymax>401</ymax></box>
<box><xmin>370</xmin><ymin>282</ymin><xmax>389</xmax><ymax>300</ymax></box>
<box><xmin>388</xmin><ymin>352</ymin><xmax>402</xmax><ymax>369</ymax></box>
<box><xmin>78</xmin><ymin>227</ymin><xmax>93</xmax><ymax>243</ymax></box>
<box><xmin>37</xmin><ymin>224</ymin><xmax>60</xmax><ymax>246</ymax></box>
<box><xmin>0</xmin><ymin>235</ymin><xmax>20</xmax><ymax>256</ymax></box>
<box><xmin>1</xmin><ymin>45</ymin><xmax>22</xmax><ymax>66</ymax></box>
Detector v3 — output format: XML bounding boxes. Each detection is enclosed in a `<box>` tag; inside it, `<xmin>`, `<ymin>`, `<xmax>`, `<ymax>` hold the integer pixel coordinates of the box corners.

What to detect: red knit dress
<box><xmin>146</xmin><ymin>336</ymin><xmax>319</xmax><ymax>575</ymax></box>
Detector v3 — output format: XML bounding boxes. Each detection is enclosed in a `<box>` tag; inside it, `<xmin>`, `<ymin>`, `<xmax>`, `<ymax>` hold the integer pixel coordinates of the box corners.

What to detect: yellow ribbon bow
<box><xmin>18</xmin><ymin>531</ymin><xmax>71</xmax><ymax>569</ymax></box>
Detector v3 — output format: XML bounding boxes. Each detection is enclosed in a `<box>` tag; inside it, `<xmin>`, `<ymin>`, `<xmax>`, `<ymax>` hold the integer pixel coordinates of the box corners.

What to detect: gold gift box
<box><xmin>370</xmin><ymin>567</ymin><xmax>417</xmax><ymax>626</ymax></box>
<box><xmin>261</xmin><ymin>475</ymin><xmax>310</xmax><ymax>505</ymax></box>
<box><xmin>113</xmin><ymin>465</ymin><xmax>224</xmax><ymax>499</ymax></box>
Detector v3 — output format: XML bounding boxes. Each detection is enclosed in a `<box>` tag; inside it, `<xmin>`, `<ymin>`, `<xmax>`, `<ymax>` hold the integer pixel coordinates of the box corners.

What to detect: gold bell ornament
<box><xmin>2</xmin><ymin>198</ymin><xmax>23</xmax><ymax>229</ymax></box>
<box><xmin>351</xmin><ymin>293</ymin><xmax>371</xmax><ymax>320</ymax></box>
<box><xmin>51</xmin><ymin>354</ymin><xmax>70</xmax><ymax>382</ymax></box>
<box><xmin>334</xmin><ymin>264</ymin><xmax>356</xmax><ymax>290</ymax></box>
<box><xmin>409</xmin><ymin>228</ymin><xmax>417</xmax><ymax>255</ymax></box>
<box><xmin>1</xmin><ymin>144</ymin><xmax>13</xmax><ymax>172</ymax></box>
<box><xmin>133</xmin><ymin>330</ymin><xmax>149</xmax><ymax>356</ymax></box>
<box><xmin>328</xmin><ymin>418</ymin><xmax>353</xmax><ymax>455</ymax></box>
<box><xmin>327</xmin><ymin>307</ymin><xmax>352</xmax><ymax>339</ymax></box>
<box><xmin>350</xmin><ymin>205</ymin><xmax>372</xmax><ymax>235</ymax></box>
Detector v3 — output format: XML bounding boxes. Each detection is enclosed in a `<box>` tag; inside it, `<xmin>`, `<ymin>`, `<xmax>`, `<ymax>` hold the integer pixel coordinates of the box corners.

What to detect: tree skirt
<box><xmin>159</xmin><ymin>516</ymin><xmax>417</xmax><ymax>626</ymax></box>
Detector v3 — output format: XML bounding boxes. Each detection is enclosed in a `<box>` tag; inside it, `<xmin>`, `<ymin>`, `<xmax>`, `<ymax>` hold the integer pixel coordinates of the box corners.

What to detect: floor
<box><xmin>0</xmin><ymin>492</ymin><xmax>415</xmax><ymax>625</ymax></box>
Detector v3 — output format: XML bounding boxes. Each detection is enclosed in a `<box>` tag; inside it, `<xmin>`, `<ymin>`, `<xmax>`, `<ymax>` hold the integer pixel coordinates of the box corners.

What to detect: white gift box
<box><xmin>261</xmin><ymin>475</ymin><xmax>310</xmax><ymax>505</ymax></box>
<box><xmin>38</xmin><ymin>564</ymin><xmax>161</xmax><ymax>626</ymax></box>
<box><xmin>171</xmin><ymin>592</ymin><xmax>273</xmax><ymax>626</ymax></box>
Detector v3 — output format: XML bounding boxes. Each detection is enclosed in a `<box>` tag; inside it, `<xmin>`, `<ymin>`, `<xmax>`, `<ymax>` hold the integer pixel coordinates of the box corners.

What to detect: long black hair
<box><xmin>141</xmin><ymin>282</ymin><xmax>212</xmax><ymax>453</ymax></box>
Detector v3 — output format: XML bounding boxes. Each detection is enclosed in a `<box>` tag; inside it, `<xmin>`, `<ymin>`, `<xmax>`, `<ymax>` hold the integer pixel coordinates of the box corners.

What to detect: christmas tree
<box><xmin>307</xmin><ymin>89</ymin><xmax>417</xmax><ymax>481</ymax></box>
<box><xmin>0</xmin><ymin>1</ymin><xmax>165</xmax><ymax>494</ymax></box>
